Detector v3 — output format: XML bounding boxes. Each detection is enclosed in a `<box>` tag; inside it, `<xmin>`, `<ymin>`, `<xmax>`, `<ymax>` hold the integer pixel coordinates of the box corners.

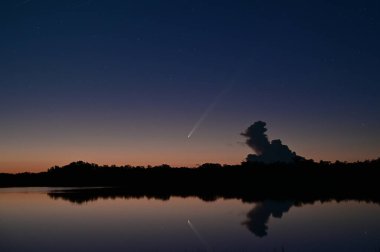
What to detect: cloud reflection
<box><xmin>242</xmin><ymin>200</ymin><xmax>293</xmax><ymax>237</ymax></box>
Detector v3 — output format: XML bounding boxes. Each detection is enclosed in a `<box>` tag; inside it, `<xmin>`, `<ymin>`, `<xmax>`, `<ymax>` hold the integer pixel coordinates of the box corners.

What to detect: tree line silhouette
<box><xmin>1</xmin><ymin>159</ymin><xmax>380</xmax><ymax>200</ymax></box>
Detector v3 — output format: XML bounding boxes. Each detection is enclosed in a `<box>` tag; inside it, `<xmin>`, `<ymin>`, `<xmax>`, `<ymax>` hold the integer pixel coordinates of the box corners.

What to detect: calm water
<box><xmin>1</xmin><ymin>188</ymin><xmax>380</xmax><ymax>252</ymax></box>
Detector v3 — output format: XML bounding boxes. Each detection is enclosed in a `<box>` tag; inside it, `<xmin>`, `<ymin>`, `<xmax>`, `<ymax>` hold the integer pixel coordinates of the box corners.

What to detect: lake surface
<box><xmin>1</xmin><ymin>188</ymin><xmax>380</xmax><ymax>252</ymax></box>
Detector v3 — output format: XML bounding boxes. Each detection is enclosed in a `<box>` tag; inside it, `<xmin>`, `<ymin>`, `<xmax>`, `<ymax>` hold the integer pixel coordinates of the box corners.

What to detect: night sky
<box><xmin>1</xmin><ymin>0</ymin><xmax>380</xmax><ymax>172</ymax></box>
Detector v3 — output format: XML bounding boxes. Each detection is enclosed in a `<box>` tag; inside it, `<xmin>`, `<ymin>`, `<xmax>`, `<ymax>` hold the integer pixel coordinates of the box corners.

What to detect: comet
<box><xmin>187</xmin><ymin>86</ymin><xmax>230</xmax><ymax>139</ymax></box>
<box><xmin>187</xmin><ymin>100</ymin><xmax>217</xmax><ymax>139</ymax></box>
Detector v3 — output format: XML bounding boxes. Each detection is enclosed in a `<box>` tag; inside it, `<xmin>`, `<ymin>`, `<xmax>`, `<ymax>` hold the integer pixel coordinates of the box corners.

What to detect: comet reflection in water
<box><xmin>187</xmin><ymin>219</ymin><xmax>212</xmax><ymax>251</ymax></box>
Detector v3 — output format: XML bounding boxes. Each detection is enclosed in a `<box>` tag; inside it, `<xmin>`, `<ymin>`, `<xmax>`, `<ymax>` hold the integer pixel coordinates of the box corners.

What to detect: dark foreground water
<box><xmin>1</xmin><ymin>188</ymin><xmax>380</xmax><ymax>252</ymax></box>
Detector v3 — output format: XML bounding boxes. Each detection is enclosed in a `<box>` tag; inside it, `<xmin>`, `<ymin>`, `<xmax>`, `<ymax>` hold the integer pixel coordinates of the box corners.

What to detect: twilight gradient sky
<box><xmin>1</xmin><ymin>0</ymin><xmax>380</xmax><ymax>172</ymax></box>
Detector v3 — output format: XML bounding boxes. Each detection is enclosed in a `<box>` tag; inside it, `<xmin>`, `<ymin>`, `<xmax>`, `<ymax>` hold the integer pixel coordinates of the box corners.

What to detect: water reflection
<box><xmin>47</xmin><ymin>188</ymin><xmax>380</xmax><ymax>238</ymax></box>
<box><xmin>2</xmin><ymin>188</ymin><xmax>380</xmax><ymax>251</ymax></box>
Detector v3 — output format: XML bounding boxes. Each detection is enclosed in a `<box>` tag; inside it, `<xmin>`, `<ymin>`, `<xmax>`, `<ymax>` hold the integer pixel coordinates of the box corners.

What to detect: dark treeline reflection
<box><xmin>47</xmin><ymin>188</ymin><xmax>380</xmax><ymax>237</ymax></box>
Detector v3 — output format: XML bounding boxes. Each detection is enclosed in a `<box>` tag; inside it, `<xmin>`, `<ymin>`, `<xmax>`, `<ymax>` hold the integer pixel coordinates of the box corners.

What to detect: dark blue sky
<box><xmin>1</xmin><ymin>0</ymin><xmax>380</xmax><ymax>172</ymax></box>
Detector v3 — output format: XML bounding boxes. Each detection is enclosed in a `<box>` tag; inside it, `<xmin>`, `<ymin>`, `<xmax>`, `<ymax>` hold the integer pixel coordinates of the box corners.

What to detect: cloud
<box><xmin>241</xmin><ymin>121</ymin><xmax>303</xmax><ymax>163</ymax></box>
